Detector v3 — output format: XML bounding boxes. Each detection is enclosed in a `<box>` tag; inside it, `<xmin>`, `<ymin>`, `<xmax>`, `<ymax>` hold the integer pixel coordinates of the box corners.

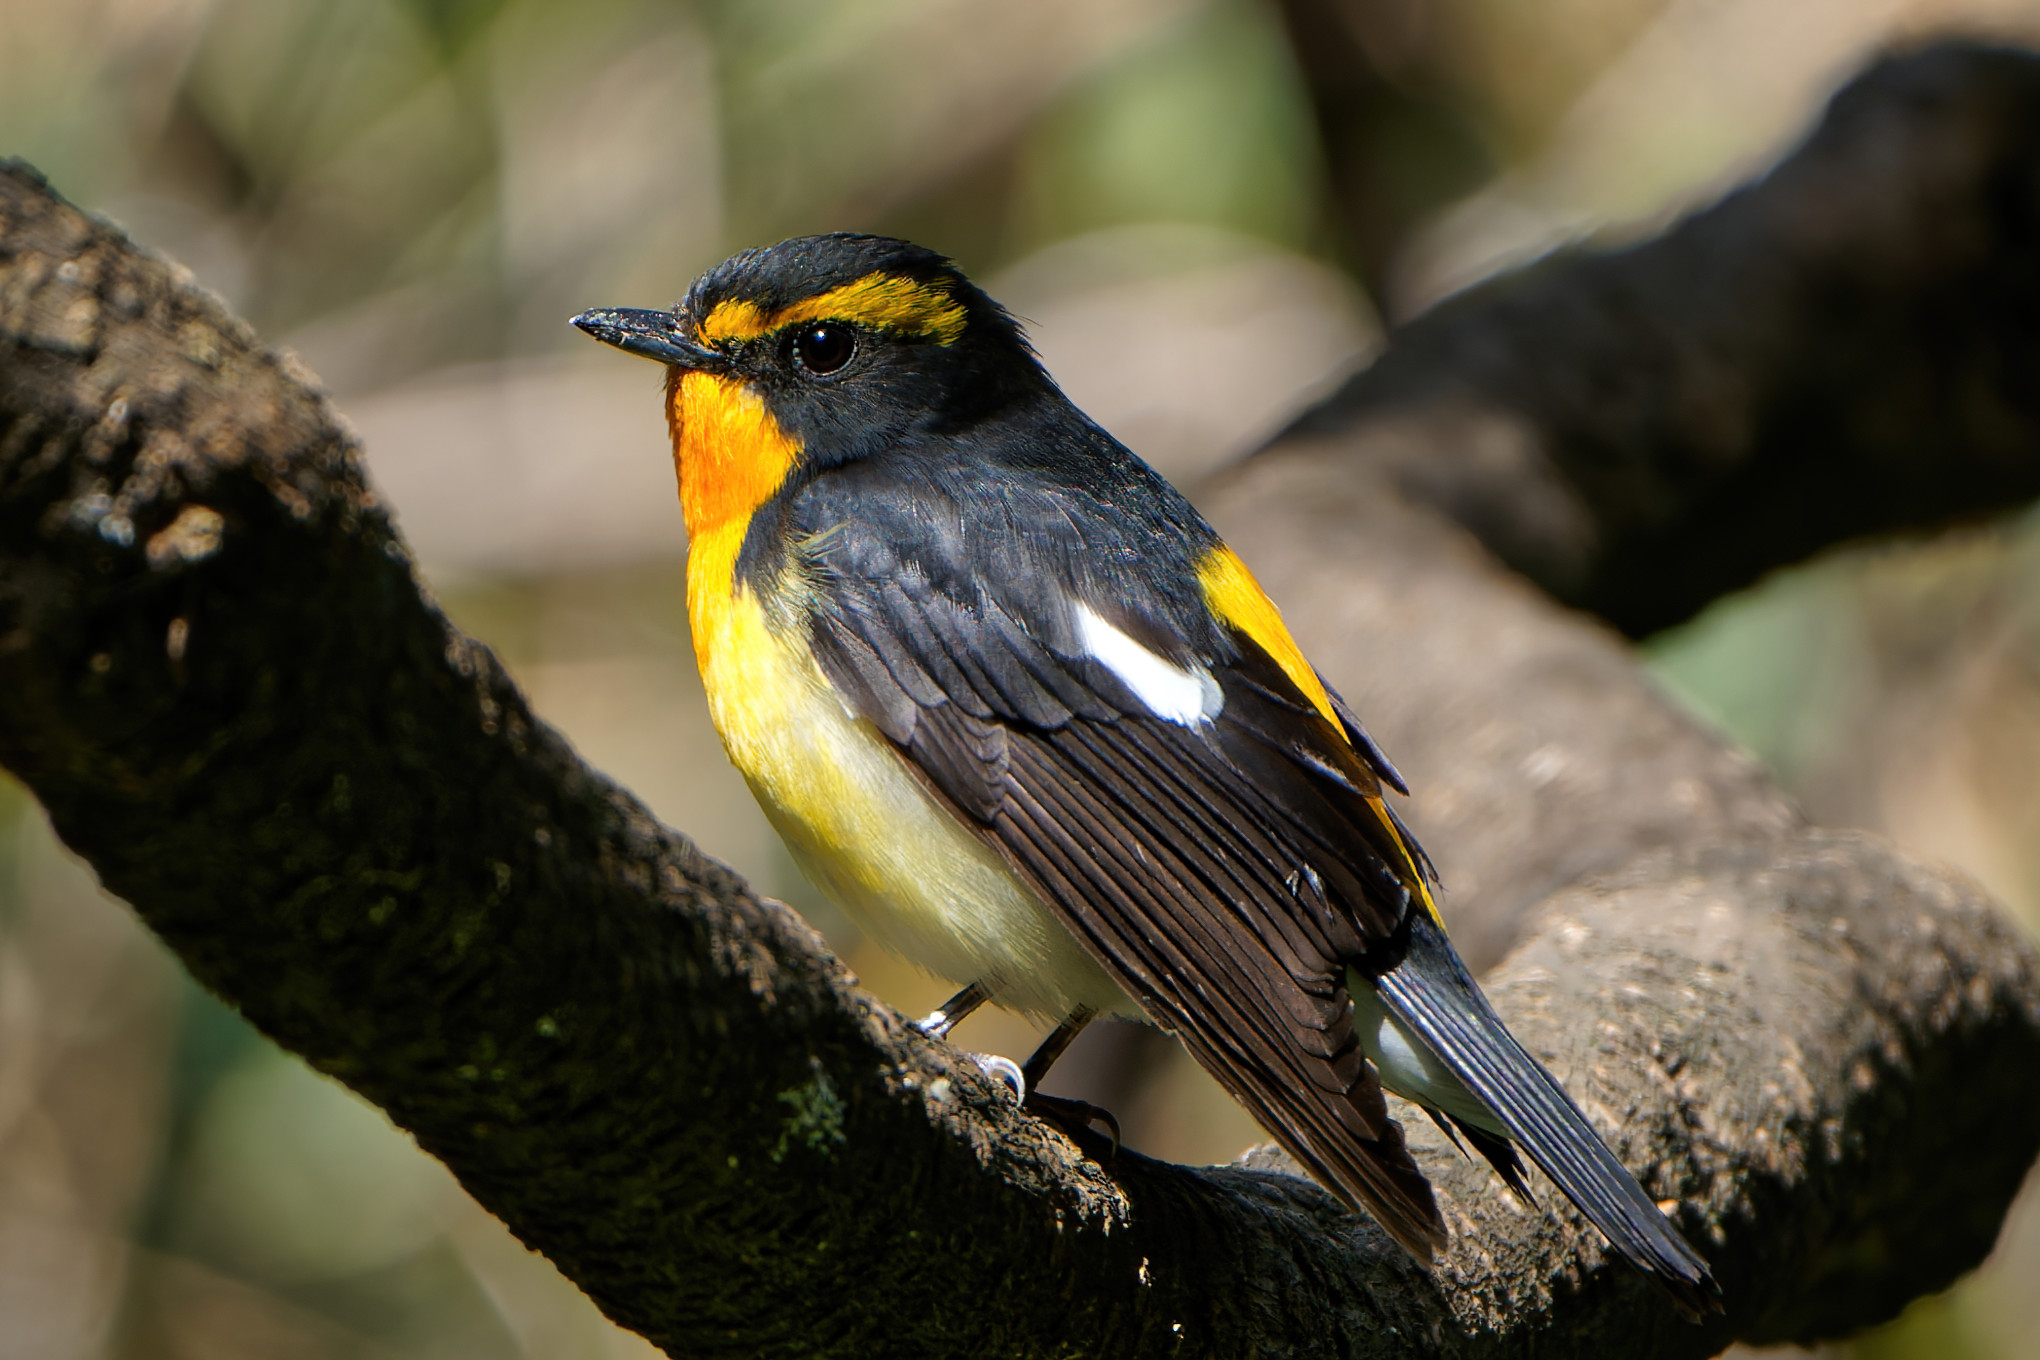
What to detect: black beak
<box><xmin>571</xmin><ymin>307</ymin><xmax>730</xmax><ymax>372</ymax></box>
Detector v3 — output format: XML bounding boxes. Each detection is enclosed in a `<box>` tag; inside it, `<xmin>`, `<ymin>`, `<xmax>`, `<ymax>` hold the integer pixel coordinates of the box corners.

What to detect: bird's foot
<box><xmin>967</xmin><ymin>1052</ymin><xmax>1027</xmax><ymax>1101</ymax></box>
<box><xmin>1023</xmin><ymin>1091</ymin><xmax>1122</xmax><ymax>1158</ymax></box>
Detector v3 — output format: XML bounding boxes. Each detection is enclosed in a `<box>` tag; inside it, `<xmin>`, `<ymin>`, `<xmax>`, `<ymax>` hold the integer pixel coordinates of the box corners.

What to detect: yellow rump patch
<box><xmin>1196</xmin><ymin>546</ymin><xmax>1340</xmax><ymax>729</ymax></box>
<box><xmin>1197</xmin><ymin>545</ymin><xmax>1443</xmax><ymax>926</ymax></box>
<box><xmin>667</xmin><ymin>369</ymin><xmax>802</xmax><ymax>539</ymax></box>
<box><xmin>696</xmin><ymin>271</ymin><xmax>968</xmax><ymax>347</ymax></box>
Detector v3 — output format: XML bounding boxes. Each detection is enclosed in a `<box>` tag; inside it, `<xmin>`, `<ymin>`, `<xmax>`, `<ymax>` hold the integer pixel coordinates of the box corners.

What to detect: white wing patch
<box><xmin>1074</xmin><ymin>604</ymin><xmax>1223</xmax><ymax>725</ymax></box>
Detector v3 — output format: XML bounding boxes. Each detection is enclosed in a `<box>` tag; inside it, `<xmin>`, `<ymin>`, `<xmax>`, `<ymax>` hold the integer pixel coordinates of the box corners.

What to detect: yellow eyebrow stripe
<box><xmin>696</xmin><ymin>271</ymin><xmax>968</xmax><ymax>347</ymax></box>
<box><xmin>695</xmin><ymin>299</ymin><xmax>771</xmax><ymax>346</ymax></box>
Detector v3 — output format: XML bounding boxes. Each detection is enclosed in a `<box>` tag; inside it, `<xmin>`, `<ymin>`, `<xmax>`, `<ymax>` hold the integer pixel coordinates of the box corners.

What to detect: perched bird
<box><xmin>572</xmin><ymin>234</ymin><xmax>1718</xmax><ymax>1314</ymax></box>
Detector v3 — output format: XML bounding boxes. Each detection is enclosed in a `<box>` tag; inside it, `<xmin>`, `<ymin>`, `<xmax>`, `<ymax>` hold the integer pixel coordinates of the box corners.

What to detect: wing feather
<box><xmin>991</xmin><ymin>736</ymin><xmax>1443</xmax><ymax>1254</ymax></box>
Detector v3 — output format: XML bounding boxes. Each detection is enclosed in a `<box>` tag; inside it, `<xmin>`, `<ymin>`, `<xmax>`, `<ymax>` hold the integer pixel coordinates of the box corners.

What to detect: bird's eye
<box><xmin>792</xmin><ymin>323</ymin><xmax>855</xmax><ymax>376</ymax></box>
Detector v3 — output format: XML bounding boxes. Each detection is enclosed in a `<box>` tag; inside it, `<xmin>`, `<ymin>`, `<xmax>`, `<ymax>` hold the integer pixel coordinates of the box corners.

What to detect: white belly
<box><xmin>1347</xmin><ymin>967</ymin><xmax>1500</xmax><ymax>1134</ymax></box>
<box><xmin>691</xmin><ymin>553</ymin><xmax>1136</xmax><ymax>1022</ymax></box>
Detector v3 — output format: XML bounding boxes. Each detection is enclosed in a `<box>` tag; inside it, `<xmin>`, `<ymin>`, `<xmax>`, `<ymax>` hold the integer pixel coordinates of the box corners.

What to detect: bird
<box><xmin>571</xmin><ymin>232</ymin><xmax>1719</xmax><ymax>1315</ymax></box>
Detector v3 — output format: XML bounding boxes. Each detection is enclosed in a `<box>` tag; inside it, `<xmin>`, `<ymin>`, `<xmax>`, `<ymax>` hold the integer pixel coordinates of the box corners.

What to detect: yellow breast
<box><xmin>674</xmin><ymin>373</ymin><xmax>1129</xmax><ymax>1021</ymax></box>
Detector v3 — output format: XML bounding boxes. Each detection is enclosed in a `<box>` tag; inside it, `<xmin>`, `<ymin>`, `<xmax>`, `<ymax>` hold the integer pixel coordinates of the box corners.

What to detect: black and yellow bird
<box><xmin>572</xmin><ymin>233</ymin><xmax>1718</xmax><ymax>1314</ymax></box>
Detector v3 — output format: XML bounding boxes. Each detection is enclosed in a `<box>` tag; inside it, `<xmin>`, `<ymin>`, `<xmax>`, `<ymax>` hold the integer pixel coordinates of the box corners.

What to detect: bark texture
<box><xmin>3</xmin><ymin>40</ymin><xmax>2040</xmax><ymax>1360</ymax></box>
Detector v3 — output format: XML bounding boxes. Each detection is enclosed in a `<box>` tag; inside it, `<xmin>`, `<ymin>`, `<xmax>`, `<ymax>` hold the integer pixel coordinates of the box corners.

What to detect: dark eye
<box><xmin>793</xmin><ymin>323</ymin><xmax>855</xmax><ymax>376</ymax></box>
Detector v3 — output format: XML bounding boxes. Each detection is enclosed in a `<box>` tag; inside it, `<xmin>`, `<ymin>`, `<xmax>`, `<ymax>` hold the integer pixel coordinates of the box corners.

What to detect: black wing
<box><xmin>788</xmin><ymin>466</ymin><xmax>1449</xmax><ymax>1257</ymax></box>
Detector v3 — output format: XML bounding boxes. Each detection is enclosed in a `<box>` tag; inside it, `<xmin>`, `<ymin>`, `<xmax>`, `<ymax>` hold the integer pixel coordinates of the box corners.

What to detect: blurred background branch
<box><xmin>1282</xmin><ymin>42</ymin><xmax>2040</xmax><ymax>640</ymax></box>
<box><xmin>4</xmin><ymin>2</ymin><xmax>2040</xmax><ymax>1358</ymax></box>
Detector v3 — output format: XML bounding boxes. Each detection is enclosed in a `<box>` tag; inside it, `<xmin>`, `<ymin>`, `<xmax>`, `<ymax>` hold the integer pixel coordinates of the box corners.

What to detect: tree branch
<box><xmin>2</xmin><ymin>42</ymin><xmax>2038</xmax><ymax>1358</ymax></box>
<box><xmin>1281</xmin><ymin>40</ymin><xmax>2040</xmax><ymax>638</ymax></box>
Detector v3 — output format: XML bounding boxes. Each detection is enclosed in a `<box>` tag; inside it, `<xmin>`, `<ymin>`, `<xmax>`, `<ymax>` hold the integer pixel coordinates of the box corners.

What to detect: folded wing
<box><xmin>797</xmin><ymin>495</ymin><xmax>1450</xmax><ymax>1256</ymax></box>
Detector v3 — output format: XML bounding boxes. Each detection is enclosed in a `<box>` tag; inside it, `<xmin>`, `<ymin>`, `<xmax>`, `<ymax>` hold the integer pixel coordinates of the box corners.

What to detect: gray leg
<box><xmin>1022</xmin><ymin>1006</ymin><xmax>1096</xmax><ymax>1090</ymax></box>
<box><xmin>1020</xmin><ymin>1007</ymin><xmax>1119</xmax><ymax>1151</ymax></box>
<box><xmin>915</xmin><ymin>980</ymin><xmax>990</xmax><ymax>1040</ymax></box>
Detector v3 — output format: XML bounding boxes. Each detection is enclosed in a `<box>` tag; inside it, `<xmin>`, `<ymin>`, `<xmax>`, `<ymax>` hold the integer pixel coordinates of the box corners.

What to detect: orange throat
<box><xmin>667</xmin><ymin>368</ymin><xmax>802</xmax><ymax>542</ymax></box>
<box><xmin>668</xmin><ymin>369</ymin><xmax>803</xmax><ymax>678</ymax></box>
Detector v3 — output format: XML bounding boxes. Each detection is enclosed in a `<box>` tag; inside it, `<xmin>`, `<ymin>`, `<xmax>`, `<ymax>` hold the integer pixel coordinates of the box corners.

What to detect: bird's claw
<box><xmin>970</xmin><ymin>1052</ymin><xmax>1027</xmax><ymax>1101</ymax></box>
<box><xmin>1026</xmin><ymin>1092</ymin><xmax>1123</xmax><ymax>1157</ymax></box>
<box><xmin>964</xmin><ymin>1056</ymin><xmax>1121</xmax><ymax>1156</ymax></box>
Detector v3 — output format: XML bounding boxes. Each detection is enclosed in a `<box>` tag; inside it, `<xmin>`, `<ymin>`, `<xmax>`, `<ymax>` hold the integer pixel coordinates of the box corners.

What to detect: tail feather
<box><xmin>1420</xmin><ymin>1106</ymin><xmax>1538</xmax><ymax>1207</ymax></box>
<box><xmin>1375</xmin><ymin>913</ymin><xmax>1722</xmax><ymax>1317</ymax></box>
<box><xmin>1445</xmin><ymin>1112</ymin><xmax>1538</xmax><ymax>1208</ymax></box>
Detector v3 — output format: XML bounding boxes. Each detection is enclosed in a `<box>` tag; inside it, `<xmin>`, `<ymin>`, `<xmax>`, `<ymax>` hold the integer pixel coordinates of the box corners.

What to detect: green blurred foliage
<box><xmin>1647</xmin><ymin>559</ymin><xmax>1867</xmax><ymax>789</ymax></box>
<box><xmin>1018</xmin><ymin>3</ymin><xmax>1319</xmax><ymax>252</ymax></box>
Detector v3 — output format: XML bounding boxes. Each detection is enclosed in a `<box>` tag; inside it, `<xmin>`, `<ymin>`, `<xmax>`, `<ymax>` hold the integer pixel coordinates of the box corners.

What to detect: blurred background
<box><xmin>4</xmin><ymin>0</ymin><xmax>2040</xmax><ymax>1356</ymax></box>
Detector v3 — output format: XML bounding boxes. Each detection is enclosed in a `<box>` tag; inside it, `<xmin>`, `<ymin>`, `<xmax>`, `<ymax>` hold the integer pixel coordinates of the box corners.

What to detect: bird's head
<box><xmin>573</xmin><ymin>234</ymin><xmax>1044</xmax><ymax>538</ymax></box>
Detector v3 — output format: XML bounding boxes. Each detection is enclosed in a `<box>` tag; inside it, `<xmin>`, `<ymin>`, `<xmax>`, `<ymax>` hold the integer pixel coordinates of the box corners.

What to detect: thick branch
<box><xmin>1281</xmin><ymin>42</ymin><xmax>2040</xmax><ymax>637</ymax></box>
<box><xmin>4</xmin><ymin>39</ymin><xmax>2040</xmax><ymax>1356</ymax></box>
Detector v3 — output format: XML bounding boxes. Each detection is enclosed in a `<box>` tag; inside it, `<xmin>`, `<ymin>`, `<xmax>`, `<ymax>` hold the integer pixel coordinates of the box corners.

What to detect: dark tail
<box><xmin>1374</xmin><ymin>913</ymin><xmax>1722</xmax><ymax>1317</ymax></box>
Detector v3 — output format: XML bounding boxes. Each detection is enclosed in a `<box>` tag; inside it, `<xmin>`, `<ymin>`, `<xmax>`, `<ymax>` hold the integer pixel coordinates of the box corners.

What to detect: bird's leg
<box><xmin>1021</xmin><ymin>1006</ymin><xmax>1096</xmax><ymax>1090</ymax></box>
<box><xmin>1019</xmin><ymin>1008</ymin><xmax>1121</xmax><ymax>1153</ymax></box>
<box><xmin>914</xmin><ymin>980</ymin><xmax>990</xmax><ymax>1040</ymax></box>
